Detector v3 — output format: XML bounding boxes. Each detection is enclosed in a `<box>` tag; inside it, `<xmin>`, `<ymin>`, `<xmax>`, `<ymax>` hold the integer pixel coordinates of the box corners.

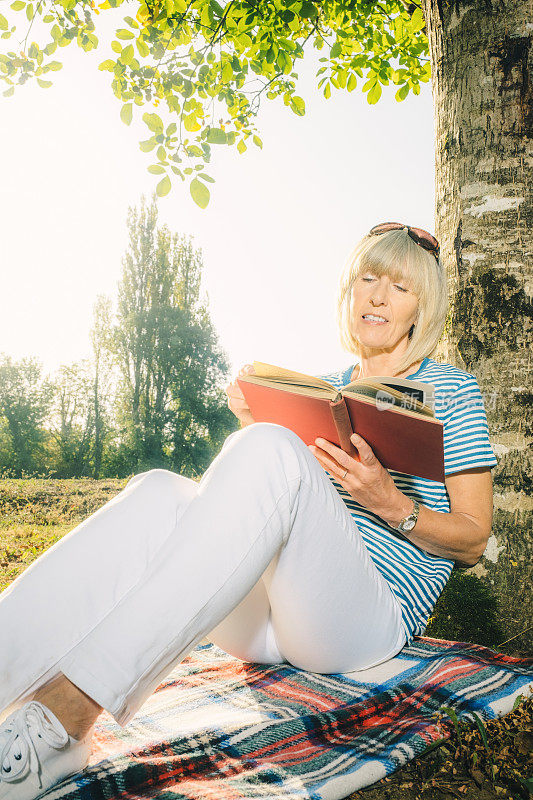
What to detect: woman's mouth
<box><xmin>361</xmin><ymin>314</ymin><xmax>388</xmax><ymax>325</ymax></box>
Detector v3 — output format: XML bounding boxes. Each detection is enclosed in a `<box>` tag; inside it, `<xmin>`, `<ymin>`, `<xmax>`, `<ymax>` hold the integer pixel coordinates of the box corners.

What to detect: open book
<box><xmin>237</xmin><ymin>361</ymin><xmax>444</xmax><ymax>482</ymax></box>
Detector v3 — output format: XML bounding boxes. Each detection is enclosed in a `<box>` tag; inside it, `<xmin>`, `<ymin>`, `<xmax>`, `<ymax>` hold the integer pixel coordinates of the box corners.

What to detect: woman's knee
<box><xmin>126</xmin><ymin>468</ymin><xmax>193</xmax><ymax>498</ymax></box>
<box><xmin>229</xmin><ymin>422</ymin><xmax>304</xmax><ymax>453</ymax></box>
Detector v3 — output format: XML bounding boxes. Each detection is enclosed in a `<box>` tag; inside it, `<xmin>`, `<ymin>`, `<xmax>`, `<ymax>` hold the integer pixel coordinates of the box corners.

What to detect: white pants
<box><xmin>0</xmin><ymin>423</ymin><xmax>405</xmax><ymax>728</ymax></box>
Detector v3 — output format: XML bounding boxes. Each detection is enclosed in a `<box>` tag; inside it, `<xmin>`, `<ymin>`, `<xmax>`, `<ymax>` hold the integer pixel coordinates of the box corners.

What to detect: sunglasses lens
<box><xmin>409</xmin><ymin>227</ymin><xmax>439</xmax><ymax>251</ymax></box>
<box><xmin>369</xmin><ymin>222</ymin><xmax>403</xmax><ymax>236</ymax></box>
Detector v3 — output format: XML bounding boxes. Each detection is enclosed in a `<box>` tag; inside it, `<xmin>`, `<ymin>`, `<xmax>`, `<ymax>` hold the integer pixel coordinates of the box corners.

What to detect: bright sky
<box><xmin>0</xmin><ymin>12</ymin><xmax>435</xmax><ymax>382</ymax></box>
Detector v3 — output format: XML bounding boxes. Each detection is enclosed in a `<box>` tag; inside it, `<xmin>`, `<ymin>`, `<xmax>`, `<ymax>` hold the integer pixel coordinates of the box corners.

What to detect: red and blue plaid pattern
<box><xmin>44</xmin><ymin>637</ymin><xmax>532</xmax><ymax>800</ymax></box>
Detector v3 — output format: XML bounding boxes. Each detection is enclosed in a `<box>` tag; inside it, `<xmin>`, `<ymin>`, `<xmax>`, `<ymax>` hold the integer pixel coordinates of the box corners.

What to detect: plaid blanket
<box><xmin>46</xmin><ymin>637</ymin><xmax>532</xmax><ymax>800</ymax></box>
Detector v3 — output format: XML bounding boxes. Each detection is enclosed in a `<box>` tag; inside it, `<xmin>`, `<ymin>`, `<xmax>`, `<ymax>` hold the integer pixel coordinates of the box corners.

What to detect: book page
<box><xmin>342</xmin><ymin>382</ymin><xmax>435</xmax><ymax>418</ymax></box>
<box><xmin>251</xmin><ymin>361</ymin><xmax>338</xmax><ymax>392</ymax></box>
<box><xmin>344</xmin><ymin>376</ymin><xmax>436</xmax><ymax>415</ymax></box>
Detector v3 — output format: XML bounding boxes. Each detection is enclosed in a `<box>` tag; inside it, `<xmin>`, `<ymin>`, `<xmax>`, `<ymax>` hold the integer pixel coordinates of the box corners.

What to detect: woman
<box><xmin>0</xmin><ymin>223</ymin><xmax>496</xmax><ymax>800</ymax></box>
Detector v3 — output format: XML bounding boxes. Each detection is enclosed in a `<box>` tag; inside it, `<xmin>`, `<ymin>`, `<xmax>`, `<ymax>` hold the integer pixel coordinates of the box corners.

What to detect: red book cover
<box><xmin>237</xmin><ymin>379</ymin><xmax>444</xmax><ymax>482</ymax></box>
<box><xmin>343</xmin><ymin>394</ymin><xmax>444</xmax><ymax>482</ymax></box>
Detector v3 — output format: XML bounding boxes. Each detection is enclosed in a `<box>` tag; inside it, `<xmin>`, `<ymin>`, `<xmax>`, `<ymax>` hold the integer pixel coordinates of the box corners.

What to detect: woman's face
<box><xmin>349</xmin><ymin>269</ymin><xmax>419</xmax><ymax>356</ymax></box>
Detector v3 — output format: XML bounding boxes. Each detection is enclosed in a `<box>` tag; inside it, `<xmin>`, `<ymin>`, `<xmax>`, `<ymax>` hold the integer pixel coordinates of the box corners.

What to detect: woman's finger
<box><xmin>308</xmin><ymin>445</ymin><xmax>348</xmax><ymax>479</ymax></box>
<box><xmin>313</xmin><ymin>437</ymin><xmax>351</xmax><ymax>469</ymax></box>
<box><xmin>350</xmin><ymin>433</ymin><xmax>377</xmax><ymax>465</ymax></box>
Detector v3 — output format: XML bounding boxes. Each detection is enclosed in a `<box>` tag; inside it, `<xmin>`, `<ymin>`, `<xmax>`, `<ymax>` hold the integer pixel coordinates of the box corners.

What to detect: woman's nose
<box><xmin>370</xmin><ymin>281</ymin><xmax>388</xmax><ymax>304</ymax></box>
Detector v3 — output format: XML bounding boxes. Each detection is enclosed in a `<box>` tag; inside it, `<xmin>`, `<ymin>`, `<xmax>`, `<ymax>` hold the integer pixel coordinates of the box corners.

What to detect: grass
<box><xmin>0</xmin><ymin>477</ymin><xmax>531</xmax><ymax>800</ymax></box>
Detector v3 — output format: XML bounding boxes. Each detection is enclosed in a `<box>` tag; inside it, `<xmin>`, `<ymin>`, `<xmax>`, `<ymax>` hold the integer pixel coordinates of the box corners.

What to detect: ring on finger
<box><xmin>341</xmin><ymin>468</ymin><xmax>348</xmax><ymax>479</ymax></box>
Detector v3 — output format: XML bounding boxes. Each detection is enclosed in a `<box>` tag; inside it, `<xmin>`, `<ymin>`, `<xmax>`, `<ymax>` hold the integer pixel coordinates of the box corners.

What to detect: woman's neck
<box><xmin>352</xmin><ymin>356</ymin><xmax>423</xmax><ymax>381</ymax></box>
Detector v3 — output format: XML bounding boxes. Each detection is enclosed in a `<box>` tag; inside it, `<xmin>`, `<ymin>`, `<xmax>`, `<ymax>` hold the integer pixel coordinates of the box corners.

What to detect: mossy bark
<box><xmin>421</xmin><ymin>0</ymin><xmax>532</xmax><ymax>649</ymax></box>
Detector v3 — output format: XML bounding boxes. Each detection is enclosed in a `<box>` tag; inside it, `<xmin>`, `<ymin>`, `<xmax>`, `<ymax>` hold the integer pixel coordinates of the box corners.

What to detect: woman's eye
<box><xmin>361</xmin><ymin>276</ymin><xmax>375</xmax><ymax>282</ymax></box>
<box><xmin>394</xmin><ymin>284</ymin><xmax>408</xmax><ymax>292</ymax></box>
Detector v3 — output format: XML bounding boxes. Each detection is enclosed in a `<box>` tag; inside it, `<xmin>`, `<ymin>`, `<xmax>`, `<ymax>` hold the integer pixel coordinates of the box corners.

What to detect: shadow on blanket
<box><xmin>43</xmin><ymin>637</ymin><xmax>533</xmax><ymax>800</ymax></box>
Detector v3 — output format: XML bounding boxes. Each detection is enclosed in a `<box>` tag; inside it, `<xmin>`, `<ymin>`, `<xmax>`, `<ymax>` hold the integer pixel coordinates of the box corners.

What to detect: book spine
<box><xmin>330</xmin><ymin>398</ymin><xmax>358</xmax><ymax>457</ymax></box>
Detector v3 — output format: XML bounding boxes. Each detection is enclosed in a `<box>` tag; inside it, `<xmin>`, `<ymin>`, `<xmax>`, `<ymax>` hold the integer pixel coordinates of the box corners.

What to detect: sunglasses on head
<box><xmin>369</xmin><ymin>222</ymin><xmax>440</xmax><ymax>261</ymax></box>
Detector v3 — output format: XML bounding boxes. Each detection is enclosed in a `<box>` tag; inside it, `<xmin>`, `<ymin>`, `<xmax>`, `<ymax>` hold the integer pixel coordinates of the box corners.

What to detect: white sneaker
<box><xmin>0</xmin><ymin>701</ymin><xmax>91</xmax><ymax>800</ymax></box>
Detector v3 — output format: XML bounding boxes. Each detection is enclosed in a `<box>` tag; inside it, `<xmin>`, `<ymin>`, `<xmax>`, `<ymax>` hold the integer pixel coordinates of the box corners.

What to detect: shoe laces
<box><xmin>0</xmin><ymin>701</ymin><xmax>69</xmax><ymax>788</ymax></box>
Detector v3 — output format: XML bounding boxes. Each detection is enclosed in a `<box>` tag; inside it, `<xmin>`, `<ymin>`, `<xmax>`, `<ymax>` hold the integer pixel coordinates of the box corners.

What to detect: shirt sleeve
<box><xmin>442</xmin><ymin>374</ymin><xmax>498</xmax><ymax>475</ymax></box>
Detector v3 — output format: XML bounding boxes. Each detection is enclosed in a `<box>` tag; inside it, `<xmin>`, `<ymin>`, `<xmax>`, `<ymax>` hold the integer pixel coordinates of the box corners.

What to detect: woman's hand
<box><xmin>225</xmin><ymin>364</ymin><xmax>256</xmax><ymax>427</ymax></box>
<box><xmin>308</xmin><ymin>433</ymin><xmax>406</xmax><ymax>519</ymax></box>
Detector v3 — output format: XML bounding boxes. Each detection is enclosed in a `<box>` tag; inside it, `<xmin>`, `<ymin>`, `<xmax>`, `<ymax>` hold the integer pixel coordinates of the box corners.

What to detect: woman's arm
<box><xmin>378</xmin><ymin>467</ymin><xmax>493</xmax><ymax>566</ymax></box>
<box><xmin>308</xmin><ymin>433</ymin><xmax>493</xmax><ymax>567</ymax></box>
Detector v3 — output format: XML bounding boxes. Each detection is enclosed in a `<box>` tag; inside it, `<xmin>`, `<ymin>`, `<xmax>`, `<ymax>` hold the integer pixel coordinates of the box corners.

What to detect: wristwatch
<box><xmin>396</xmin><ymin>499</ymin><xmax>420</xmax><ymax>533</ymax></box>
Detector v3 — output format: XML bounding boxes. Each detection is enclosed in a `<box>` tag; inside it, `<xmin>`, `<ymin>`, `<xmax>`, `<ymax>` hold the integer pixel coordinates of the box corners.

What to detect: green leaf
<box><xmin>471</xmin><ymin>713</ymin><xmax>489</xmax><ymax>751</ymax></box>
<box><xmin>116</xmin><ymin>28</ymin><xmax>135</xmax><ymax>39</ymax></box>
<box><xmin>330</xmin><ymin>42</ymin><xmax>341</xmax><ymax>59</ymax></box>
<box><xmin>3</xmin><ymin>86</ymin><xmax>15</xmax><ymax>97</ymax></box>
<box><xmin>120</xmin><ymin>102</ymin><xmax>132</xmax><ymax>125</ymax></box>
<box><xmin>143</xmin><ymin>112</ymin><xmax>163</xmax><ymax>133</ymax></box>
<box><xmin>221</xmin><ymin>61</ymin><xmax>232</xmax><ymax>82</ymax></box>
<box><xmin>299</xmin><ymin>2</ymin><xmax>315</xmax><ymax>19</ymax></box>
<box><xmin>237</xmin><ymin>139</ymin><xmax>246</xmax><ymax>154</ymax></box>
<box><xmin>148</xmin><ymin>164</ymin><xmax>165</xmax><ymax>174</ymax></box>
<box><xmin>0</xmin><ymin>13</ymin><xmax>8</xmax><ymax>30</ymax></box>
<box><xmin>440</xmin><ymin>706</ymin><xmax>461</xmax><ymax>740</ymax></box>
<box><xmin>10</xmin><ymin>1</ymin><xmax>25</xmax><ymax>9</ymax></box>
<box><xmin>36</xmin><ymin>78</ymin><xmax>52</xmax><ymax>88</ymax></box>
<box><xmin>156</xmin><ymin>175</ymin><xmax>171</xmax><ymax>197</ymax></box>
<box><xmin>290</xmin><ymin>95</ymin><xmax>305</xmax><ymax>115</ymax></box>
<box><xmin>183</xmin><ymin>115</ymin><xmax>201</xmax><ymax>132</ymax></box>
<box><xmin>166</xmin><ymin>122</ymin><xmax>177</xmax><ymax>135</ymax></box>
<box><xmin>46</xmin><ymin>61</ymin><xmax>62</xmax><ymax>71</ymax></box>
<box><xmin>136</xmin><ymin>38</ymin><xmax>149</xmax><ymax>57</ymax></box>
<box><xmin>198</xmin><ymin>172</ymin><xmax>214</xmax><ymax>183</ymax></box>
<box><xmin>206</xmin><ymin>127</ymin><xmax>227</xmax><ymax>144</ymax></box>
<box><xmin>111</xmin><ymin>40</ymin><xmax>122</xmax><ymax>53</ymax></box>
<box><xmin>395</xmin><ymin>83</ymin><xmax>409</xmax><ymax>101</ymax></box>
<box><xmin>190</xmin><ymin>177</ymin><xmax>210</xmax><ymax>208</ymax></box>
<box><xmin>98</xmin><ymin>59</ymin><xmax>115</xmax><ymax>71</ymax></box>
<box><xmin>367</xmin><ymin>82</ymin><xmax>382</xmax><ymax>104</ymax></box>
<box><xmin>252</xmin><ymin>134</ymin><xmax>262</xmax><ymax>149</ymax></box>
<box><xmin>347</xmin><ymin>73</ymin><xmax>357</xmax><ymax>92</ymax></box>
<box><xmin>139</xmin><ymin>137</ymin><xmax>157</xmax><ymax>152</ymax></box>
<box><xmin>410</xmin><ymin>7</ymin><xmax>426</xmax><ymax>32</ymax></box>
<box><xmin>121</xmin><ymin>44</ymin><xmax>134</xmax><ymax>64</ymax></box>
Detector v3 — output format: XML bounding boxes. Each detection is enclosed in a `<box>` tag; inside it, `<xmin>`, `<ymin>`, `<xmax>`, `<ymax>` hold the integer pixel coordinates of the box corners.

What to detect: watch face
<box><xmin>403</xmin><ymin>519</ymin><xmax>416</xmax><ymax>531</ymax></box>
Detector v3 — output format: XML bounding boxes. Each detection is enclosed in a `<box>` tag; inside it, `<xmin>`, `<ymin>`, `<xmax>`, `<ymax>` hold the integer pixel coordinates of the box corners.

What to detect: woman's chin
<box><xmin>355</xmin><ymin>329</ymin><xmax>394</xmax><ymax>349</ymax></box>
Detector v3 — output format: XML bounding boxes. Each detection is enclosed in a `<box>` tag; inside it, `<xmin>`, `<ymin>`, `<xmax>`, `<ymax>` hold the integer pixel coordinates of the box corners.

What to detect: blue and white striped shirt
<box><xmin>316</xmin><ymin>357</ymin><xmax>498</xmax><ymax>642</ymax></box>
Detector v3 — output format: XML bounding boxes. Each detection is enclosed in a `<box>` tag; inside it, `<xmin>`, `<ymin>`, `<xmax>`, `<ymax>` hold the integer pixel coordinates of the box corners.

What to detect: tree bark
<box><xmin>422</xmin><ymin>0</ymin><xmax>532</xmax><ymax>650</ymax></box>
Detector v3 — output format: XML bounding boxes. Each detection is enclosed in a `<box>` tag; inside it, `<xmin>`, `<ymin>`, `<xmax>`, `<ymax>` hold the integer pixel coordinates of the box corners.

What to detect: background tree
<box><xmin>112</xmin><ymin>193</ymin><xmax>235</xmax><ymax>475</ymax></box>
<box><xmin>0</xmin><ymin>355</ymin><xmax>54</xmax><ymax>476</ymax></box>
<box><xmin>47</xmin><ymin>360</ymin><xmax>95</xmax><ymax>478</ymax></box>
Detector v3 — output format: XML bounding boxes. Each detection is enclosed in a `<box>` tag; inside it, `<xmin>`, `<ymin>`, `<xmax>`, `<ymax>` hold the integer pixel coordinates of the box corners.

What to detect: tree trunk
<box><xmin>422</xmin><ymin>0</ymin><xmax>532</xmax><ymax>650</ymax></box>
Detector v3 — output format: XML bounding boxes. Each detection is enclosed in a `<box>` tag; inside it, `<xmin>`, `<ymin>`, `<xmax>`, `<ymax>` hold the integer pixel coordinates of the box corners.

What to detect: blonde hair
<box><xmin>336</xmin><ymin>228</ymin><xmax>448</xmax><ymax>375</ymax></box>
